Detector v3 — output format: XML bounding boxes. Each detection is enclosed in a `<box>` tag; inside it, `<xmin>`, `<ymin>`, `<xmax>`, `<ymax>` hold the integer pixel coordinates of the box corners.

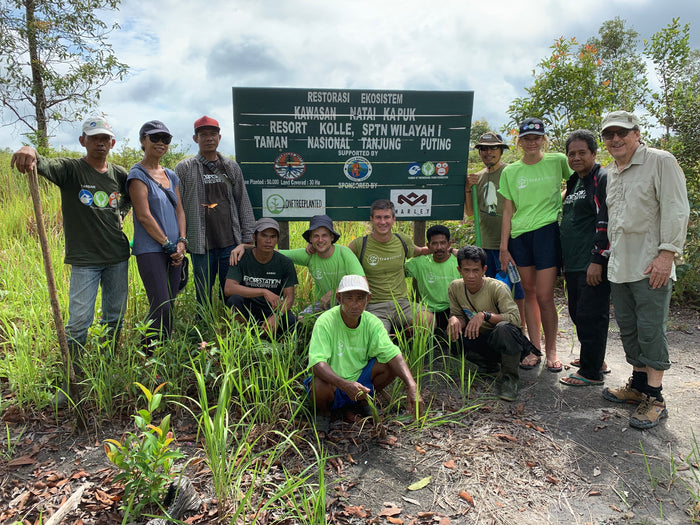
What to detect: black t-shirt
<box><xmin>226</xmin><ymin>249</ymin><xmax>298</xmax><ymax>310</ymax></box>
<box><xmin>561</xmin><ymin>177</ymin><xmax>596</xmax><ymax>272</ymax></box>
<box><xmin>203</xmin><ymin>159</ymin><xmax>235</xmax><ymax>249</ymax></box>
<box><xmin>36</xmin><ymin>155</ymin><xmax>130</xmax><ymax>266</ymax></box>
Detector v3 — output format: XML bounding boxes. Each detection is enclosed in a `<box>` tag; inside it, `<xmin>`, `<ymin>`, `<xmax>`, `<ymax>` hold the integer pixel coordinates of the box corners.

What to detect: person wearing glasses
<box><xmin>11</xmin><ymin>117</ymin><xmax>131</xmax><ymax>405</ymax></box>
<box><xmin>465</xmin><ymin>131</ymin><xmax>526</xmax><ymax>328</ymax></box>
<box><xmin>599</xmin><ymin>111</ymin><xmax>689</xmax><ymax>429</ymax></box>
<box><xmin>175</xmin><ymin>116</ymin><xmax>255</xmax><ymax>311</ymax></box>
<box><xmin>128</xmin><ymin>120</ymin><xmax>187</xmax><ymax>348</ymax></box>
<box><xmin>498</xmin><ymin>118</ymin><xmax>570</xmax><ymax>373</ymax></box>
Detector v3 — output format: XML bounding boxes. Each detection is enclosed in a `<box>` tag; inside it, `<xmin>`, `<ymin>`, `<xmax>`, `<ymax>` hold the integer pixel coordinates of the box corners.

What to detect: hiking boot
<box><xmin>497</xmin><ymin>377</ymin><xmax>518</xmax><ymax>402</ymax></box>
<box><xmin>629</xmin><ymin>394</ymin><xmax>668</xmax><ymax>429</ymax></box>
<box><xmin>602</xmin><ymin>377</ymin><xmax>645</xmax><ymax>405</ymax></box>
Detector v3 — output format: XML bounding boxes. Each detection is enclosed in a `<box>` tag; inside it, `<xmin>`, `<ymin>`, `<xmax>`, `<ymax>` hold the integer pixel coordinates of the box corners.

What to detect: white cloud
<box><xmin>2</xmin><ymin>0</ymin><xmax>699</xmax><ymax>154</ymax></box>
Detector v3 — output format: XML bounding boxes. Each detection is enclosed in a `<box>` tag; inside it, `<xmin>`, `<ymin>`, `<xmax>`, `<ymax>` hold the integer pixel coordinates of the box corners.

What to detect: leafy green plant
<box><xmin>104</xmin><ymin>382</ymin><xmax>184</xmax><ymax>519</ymax></box>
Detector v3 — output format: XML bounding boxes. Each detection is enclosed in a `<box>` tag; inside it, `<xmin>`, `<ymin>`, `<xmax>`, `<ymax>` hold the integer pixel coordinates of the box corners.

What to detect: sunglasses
<box><xmin>148</xmin><ymin>134</ymin><xmax>172</xmax><ymax>145</ymax></box>
<box><xmin>478</xmin><ymin>146</ymin><xmax>502</xmax><ymax>151</ymax></box>
<box><xmin>601</xmin><ymin>128</ymin><xmax>632</xmax><ymax>141</ymax></box>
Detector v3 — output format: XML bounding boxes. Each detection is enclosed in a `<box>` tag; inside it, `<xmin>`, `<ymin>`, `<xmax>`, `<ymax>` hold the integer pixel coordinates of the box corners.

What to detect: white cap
<box><xmin>337</xmin><ymin>275</ymin><xmax>370</xmax><ymax>294</ymax></box>
<box><xmin>82</xmin><ymin>116</ymin><xmax>115</xmax><ymax>137</ymax></box>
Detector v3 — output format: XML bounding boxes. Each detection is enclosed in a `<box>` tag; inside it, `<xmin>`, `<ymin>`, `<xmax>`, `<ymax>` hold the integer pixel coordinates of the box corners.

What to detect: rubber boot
<box><xmin>497</xmin><ymin>353</ymin><xmax>520</xmax><ymax>402</ymax></box>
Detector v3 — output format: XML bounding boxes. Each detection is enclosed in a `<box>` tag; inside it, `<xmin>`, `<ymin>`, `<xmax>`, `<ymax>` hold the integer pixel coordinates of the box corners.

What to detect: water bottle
<box><xmin>507</xmin><ymin>262</ymin><xmax>521</xmax><ymax>284</ymax></box>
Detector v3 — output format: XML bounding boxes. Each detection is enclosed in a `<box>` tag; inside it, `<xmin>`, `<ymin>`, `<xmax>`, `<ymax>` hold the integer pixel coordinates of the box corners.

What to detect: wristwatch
<box><xmin>482</xmin><ymin>311</ymin><xmax>492</xmax><ymax>322</ymax></box>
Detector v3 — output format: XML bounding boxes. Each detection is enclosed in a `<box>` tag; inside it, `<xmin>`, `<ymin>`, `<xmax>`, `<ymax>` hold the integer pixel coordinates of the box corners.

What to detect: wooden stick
<box><xmin>27</xmin><ymin>165</ymin><xmax>84</xmax><ymax>424</ymax></box>
<box><xmin>44</xmin><ymin>482</ymin><xmax>91</xmax><ymax>525</ymax></box>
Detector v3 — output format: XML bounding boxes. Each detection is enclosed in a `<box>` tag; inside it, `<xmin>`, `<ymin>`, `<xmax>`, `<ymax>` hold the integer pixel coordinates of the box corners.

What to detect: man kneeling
<box><xmin>306</xmin><ymin>275</ymin><xmax>423</xmax><ymax>437</ymax></box>
<box><xmin>449</xmin><ymin>246</ymin><xmax>537</xmax><ymax>401</ymax></box>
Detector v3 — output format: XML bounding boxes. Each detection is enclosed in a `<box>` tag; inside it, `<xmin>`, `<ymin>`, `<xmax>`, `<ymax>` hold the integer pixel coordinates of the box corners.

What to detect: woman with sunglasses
<box><xmin>498</xmin><ymin>118</ymin><xmax>570</xmax><ymax>373</ymax></box>
<box><xmin>127</xmin><ymin>120</ymin><xmax>187</xmax><ymax>348</ymax></box>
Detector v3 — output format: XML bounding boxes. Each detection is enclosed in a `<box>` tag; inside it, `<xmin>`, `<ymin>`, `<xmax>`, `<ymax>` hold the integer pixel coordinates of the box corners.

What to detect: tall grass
<box><xmin>0</xmin><ymin>148</ymin><xmax>487</xmax><ymax>522</ymax></box>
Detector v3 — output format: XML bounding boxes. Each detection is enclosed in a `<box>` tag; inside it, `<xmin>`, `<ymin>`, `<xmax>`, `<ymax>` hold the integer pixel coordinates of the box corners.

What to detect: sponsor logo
<box><xmin>391</xmin><ymin>189</ymin><xmax>433</xmax><ymax>217</ymax></box>
<box><xmin>274</xmin><ymin>152</ymin><xmax>306</xmax><ymax>181</ymax></box>
<box><xmin>397</xmin><ymin>192</ymin><xmax>428</xmax><ymax>206</ymax></box>
<box><xmin>93</xmin><ymin>191</ymin><xmax>109</xmax><ymax>208</ymax></box>
<box><xmin>79</xmin><ymin>189</ymin><xmax>93</xmax><ymax>206</ymax></box>
<box><xmin>408</xmin><ymin>162</ymin><xmax>422</xmax><ymax>176</ymax></box>
<box><xmin>343</xmin><ymin>156</ymin><xmax>372</xmax><ymax>182</ymax></box>
<box><xmin>421</xmin><ymin>161</ymin><xmax>435</xmax><ymax>176</ymax></box>
<box><xmin>367</xmin><ymin>254</ymin><xmax>379</xmax><ymax>266</ymax></box>
<box><xmin>265</xmin><ymin>193</ymin><xmax>285</xmax><ymax>215</ymax></box>
<box><xmin>435</xmin><ymin>161</ymin><xmax>449</xmax><ymax>176</ymax></box>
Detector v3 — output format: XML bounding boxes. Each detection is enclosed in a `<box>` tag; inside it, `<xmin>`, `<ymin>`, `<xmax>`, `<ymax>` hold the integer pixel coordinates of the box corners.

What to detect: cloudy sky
<box><xmin>2</xmin><ymin>0</ymin><xmax>699</xmax><ymax>155</ymax></box>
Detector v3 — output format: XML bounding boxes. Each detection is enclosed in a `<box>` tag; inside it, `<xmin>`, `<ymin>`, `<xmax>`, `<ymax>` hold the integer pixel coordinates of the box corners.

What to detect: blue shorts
<box><xmin>304</xmin><ymin>358</ymin><xmax>377</xmax><ymax>411</ymax></box>
<box><xmin>485</xmin><ymin>249</ymin><xmax>525</xmax><ymax>300</ymax></box>
<box><xmin>508</xmin><ymin>222</ymin><xmax>561</xmax><ymax>270</ymax></box>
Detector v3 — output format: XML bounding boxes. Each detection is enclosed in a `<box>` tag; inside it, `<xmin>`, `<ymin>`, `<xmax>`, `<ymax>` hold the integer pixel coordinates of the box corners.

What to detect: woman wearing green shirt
<box><xmin>498</xmin><ymin>118</ymin><xmax>569</xmax><ymax>373</ymax></box>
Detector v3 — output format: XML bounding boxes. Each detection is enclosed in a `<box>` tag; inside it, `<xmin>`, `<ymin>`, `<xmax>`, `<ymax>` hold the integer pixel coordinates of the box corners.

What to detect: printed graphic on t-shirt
<box><xmin>79</xmin><ymin>189</ymin><xmax>93</xmax><ymax>205</ymax></box>
<box><xmin>242</xmin><ymin>275</ymin><xmax>282</xmax><ymax>288</ymax></box>
<box><xmin>93</xmin><ymin>191</ymin><xmax>109</xmax><ymax>207</ymax></box>
<box><xmin>483</xmin><ymin>181</ymin><xmax>498</xmax><ymax>215</ymax></box>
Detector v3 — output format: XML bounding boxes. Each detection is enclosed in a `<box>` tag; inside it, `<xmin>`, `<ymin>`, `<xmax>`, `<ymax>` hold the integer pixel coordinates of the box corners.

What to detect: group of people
<box><xmin>9</xmin><ymin>109</ymin><xmax>690</xmax><ymax>433</ymax></box>
<box><xmin>466</xmin><ymin>113</ymin><xmax>689</xmax><ymax>430</ymax></box>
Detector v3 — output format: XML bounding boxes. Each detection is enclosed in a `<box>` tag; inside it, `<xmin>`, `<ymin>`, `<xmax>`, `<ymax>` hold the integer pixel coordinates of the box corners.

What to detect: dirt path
<box><xmin>1</xmin><ymin>305</ymin><xmax>699</xmax><ymax>524</ymax></box>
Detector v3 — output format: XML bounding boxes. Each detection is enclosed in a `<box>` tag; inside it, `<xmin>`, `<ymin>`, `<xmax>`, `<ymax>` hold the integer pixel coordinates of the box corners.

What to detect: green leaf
<box><xmin>407</xmin><ymin>476</ymin><xmax>432</xmax><ymax>491</ymax></box>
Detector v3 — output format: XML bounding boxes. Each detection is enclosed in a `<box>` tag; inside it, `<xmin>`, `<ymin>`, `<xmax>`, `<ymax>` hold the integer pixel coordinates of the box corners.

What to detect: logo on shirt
<box><xmin>109</xmin><ymin>192</ymin><xmax>119</xmax><ymax>208</ymax></box>
<box><xmin>312</xmin><ymin>268</ymin><xmax>324</xmax><ymax>280</ymax></box>
<box><xmin>367</xmin><ymin>254</ymin><xmax>379</xmax><ymax>266</ymax></box>
<box><xmin>93</xmin><ymin>191</ymin><xmax>109</xmax><ymax>208</ymax></box>
<box><xmin>79</xmin><ymin>189</ymin><xmax>93</xmax><ymax>206</ymax></box>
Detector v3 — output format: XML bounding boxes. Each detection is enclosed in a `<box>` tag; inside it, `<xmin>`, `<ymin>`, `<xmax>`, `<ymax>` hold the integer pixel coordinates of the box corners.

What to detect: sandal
<box><xmin>559</xmin><ymin>373</ymin><xmax>604</xmax><ymax>387</ymax></box>
<box><xmin>546</xmin><ymin>360</ymin><xmax>563</xmax><ymax>373</ymax></box>
<box><xmin>519</xmin><ymin>353</ymin><xmax>541</xmax><ymax>370</ymax></box>
<box><xmin>570</xmin><ymin>358</ymin><xmax>611</xmax><ymax>374</ymax></box>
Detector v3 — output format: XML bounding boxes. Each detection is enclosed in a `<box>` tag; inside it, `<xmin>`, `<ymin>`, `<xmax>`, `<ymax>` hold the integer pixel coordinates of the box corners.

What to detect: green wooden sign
<box><xmin>232</xmin><ymin>87</ymin><xmax>473</xmax><ymax>221</ymax></box>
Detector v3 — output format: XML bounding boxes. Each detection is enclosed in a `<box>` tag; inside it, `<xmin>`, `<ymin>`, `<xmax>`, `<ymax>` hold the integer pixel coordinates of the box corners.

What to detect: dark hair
<box><xmin>370</xmin><ymin>199</ymin><xmax>395</xmax><ymax>218</ymax></box>
<box><xmin>565</xmin><ymin>129</ymin><xmax>597</xmax><ymax>154</ymax></box>
<box><xmin>456</xmin><ymin>245</ymin><xmax>486</xmax><ymax>267</ymax></box>
<box><xmin>426</xmin><ymin>225</ymin><xmax>450</xmax><ymax>243</ymax></box>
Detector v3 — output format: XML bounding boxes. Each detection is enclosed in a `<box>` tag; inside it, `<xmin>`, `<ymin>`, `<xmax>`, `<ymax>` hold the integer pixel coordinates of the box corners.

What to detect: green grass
<box><xmin>0</xmin><ymin>148</ymin><xmax>504</xmax><ymax>522</ymax></box>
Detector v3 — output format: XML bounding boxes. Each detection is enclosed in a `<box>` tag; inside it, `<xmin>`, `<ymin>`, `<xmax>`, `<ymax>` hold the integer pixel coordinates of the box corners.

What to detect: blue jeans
<box><xmin>191</xmin><ymin>246</ymin><xmax>235</xmax><ymax>308</ymax></box>
<box><xmin>66</xmin><ymin>261</ymin><xmax>128</xmax><ymax>348</ymax></box>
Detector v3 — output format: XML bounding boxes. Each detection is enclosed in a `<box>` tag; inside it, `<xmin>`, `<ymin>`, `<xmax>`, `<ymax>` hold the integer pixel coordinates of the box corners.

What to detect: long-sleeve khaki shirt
<box><xmin>606</xmin><ymin>144</ymin><xmax>689</xmax><ymax>284</ymax></box>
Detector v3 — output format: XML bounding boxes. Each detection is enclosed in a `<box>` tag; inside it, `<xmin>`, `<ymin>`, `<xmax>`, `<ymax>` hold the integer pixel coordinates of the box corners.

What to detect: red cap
<box><xmin>194</xmin><ymin>116</ymin><xmax>220</xmax><ymax>132</ymax></box>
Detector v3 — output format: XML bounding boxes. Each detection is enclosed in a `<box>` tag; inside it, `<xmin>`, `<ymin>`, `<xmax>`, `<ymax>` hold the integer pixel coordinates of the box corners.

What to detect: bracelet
<box><xmin>482</xmin><ymin>311</ymin><xmax>492</xmax><ymax>322</ymax></box>
<box><xmin>177</xmin><ymin>237</ymin><xmax>188</xmax><ymax>246</ymax></box>
<box><xmin>162</xmin><ymin>241</ymin><xmax>178</xmax><ymax>255</ymax></box>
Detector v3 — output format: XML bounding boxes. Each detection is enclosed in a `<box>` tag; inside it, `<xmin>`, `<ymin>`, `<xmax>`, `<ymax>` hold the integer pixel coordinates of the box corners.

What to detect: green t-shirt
<box><xmin>308</xmin><ymin>306</ymin><xmax>400</xmax><ymax>381</ymax></box>
<box><xmin>226</xmin><ymin>249</ymin><xmax>298</xmax><ymax>310</ymax></box>
<box><xmin>498</xmin><ymin>152</ymin><xmax>569</xmax><ymax>238</ymax></box>
<box><xmin>474</xmin><ymin>165</ymin><xmax>507</xmax><ymax>250</ymax></box>
<box><xmin>281</xmin><ymin>245</ymin><xmax>364</xmax><ymax>306</ymax></box>
<box><xmin>349</xmin><ymin>232</ymin><xmax>413</xmax><ymax>303</ymax></box>
<box><xmin>560</xmin><ymin>177</ymin><xmax>597</xmax><ymax>272</ymax></box>
<box><xmin>35</xmin><ymin>155</ymin><xmax>130</xmax><ymax>266</ymax></box>
<box><xmin>405</xmin><ymin>254</ymin><xmax>460</xmax><ymax>312</ymax></box>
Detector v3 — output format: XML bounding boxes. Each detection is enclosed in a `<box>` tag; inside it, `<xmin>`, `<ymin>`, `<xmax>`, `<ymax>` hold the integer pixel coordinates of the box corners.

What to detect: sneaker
<box><xmin>602</xmin><ymin>377</ymin><xmax>645</xmax><ymax>405</ymax></box>
<box><xmin>629</xmin><ymin>394</ymin><xmax>668</xmax><ymax>429</ymax></box>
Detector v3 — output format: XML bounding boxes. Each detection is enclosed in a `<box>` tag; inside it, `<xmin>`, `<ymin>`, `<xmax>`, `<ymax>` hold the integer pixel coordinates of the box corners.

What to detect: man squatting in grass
<box><xmin>224</xmin><ymin>218</ymin><xmax>298</xmax><ymax>337</ymax></box>
<box><xmin>465</xmin><ymin>131</ymin><xmax>526</xmax><ymax>327</ymax></box>
<box><xmin>404</xmin><ymin>225</ymin><xmax>460</xmax><ymax>337</ymax></box>
<box><xmin>559</xmin><ymin>130</ymin><xmax>612</xmax><ymax>388</ymax></box>
<box><xmin>599</xmin><ymin>111</ymin><xmax>689</xmax><ymax>429</ymax></box>
<box><xmin>348</xmin><ymin>199</ymin><xmax>429</xmax><ymax>334</ymax></box>
<box><xmin>175</xmin><ymin>116</ymin><xmax>255</xmax><ymax>312</ymax></box>
<box><xmin>306</xmin><ymin>275</ymin><xmax>424</xmax><ymax>437</ymax></box>
<box><xmin>11</xmin><ymin>117</ymin><xmax>131</xmax><ymax>391</ymax></box>
<box><xmin>448</xmin><ymin>246</ymin><xmax>537</xmax><ymax>401</ymax></box>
